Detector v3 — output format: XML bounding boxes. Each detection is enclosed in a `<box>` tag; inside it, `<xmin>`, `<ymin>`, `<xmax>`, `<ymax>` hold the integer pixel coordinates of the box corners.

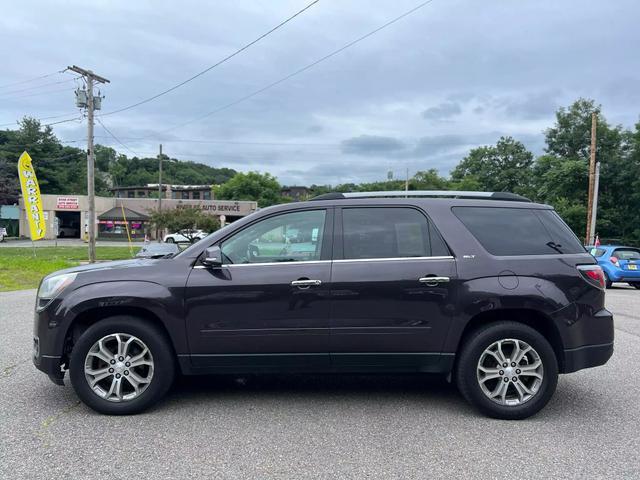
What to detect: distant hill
<box><xmin>0</xmin><ymin>118</ymin><xmax>236</xmax><ymax>204</ymax></box>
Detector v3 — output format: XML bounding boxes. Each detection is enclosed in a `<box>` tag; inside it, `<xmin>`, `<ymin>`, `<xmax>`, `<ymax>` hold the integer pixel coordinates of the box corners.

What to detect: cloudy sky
<box><xmin>1</xmin><ymin>0</ymin><xmax>639</xmax><ymax>186</ymax></box>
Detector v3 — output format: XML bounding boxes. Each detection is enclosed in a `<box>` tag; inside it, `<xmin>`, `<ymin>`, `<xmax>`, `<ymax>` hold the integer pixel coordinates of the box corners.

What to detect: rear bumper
<box><xmin>562</xmin><ymin>342</ymin><xmax>613</xmax><ymax>373</ymax></box>
<box><xmin>608</xmin><ymin>269</ymin><xmax>640</xmax><ymax>281</ymax></box>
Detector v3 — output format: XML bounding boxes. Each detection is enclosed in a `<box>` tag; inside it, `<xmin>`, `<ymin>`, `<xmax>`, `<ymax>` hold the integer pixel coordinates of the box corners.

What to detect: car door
<box><xmin>184</xmin><ymin>208</ymin><xmax>333</xmax><ymax>371</ymax></box>
<box><xmin>329</xmin><ymin>206</ymin><xmax>456</xmax><ymax>372</ymax></box>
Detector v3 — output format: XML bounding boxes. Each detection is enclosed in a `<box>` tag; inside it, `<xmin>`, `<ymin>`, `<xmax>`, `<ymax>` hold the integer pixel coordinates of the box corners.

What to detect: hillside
<box><xmin>0</xmin><ymin>118</ymin><xmax>236</xmax><ymax>204</ymax></box>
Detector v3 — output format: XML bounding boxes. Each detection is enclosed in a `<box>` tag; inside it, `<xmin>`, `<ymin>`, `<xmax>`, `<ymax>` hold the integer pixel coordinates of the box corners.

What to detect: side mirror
<box><xmin>202</xmin><ymin>246</ymin><xmax>223</xmax><ymax>268</ymax></box>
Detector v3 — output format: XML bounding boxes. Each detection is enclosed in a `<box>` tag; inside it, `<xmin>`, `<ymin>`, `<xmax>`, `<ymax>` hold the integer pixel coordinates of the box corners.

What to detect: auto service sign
<box><xmin>56</xmin><ymin>196</ymin><xmax>79</xmax><ymax>209</ymax></box>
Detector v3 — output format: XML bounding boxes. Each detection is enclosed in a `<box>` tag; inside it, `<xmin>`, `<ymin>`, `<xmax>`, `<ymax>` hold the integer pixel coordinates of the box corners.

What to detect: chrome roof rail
<box><xmin>310</xmin><ymin>190</ymin><xmax>531</xmax><ymax>202</ymax></box>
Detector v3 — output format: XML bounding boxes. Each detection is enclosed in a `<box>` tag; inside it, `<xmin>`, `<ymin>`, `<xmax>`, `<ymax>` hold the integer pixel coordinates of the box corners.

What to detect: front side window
<box><xmin>341</xmin><ymin>207</ymin><xmax>449</xmax><ymax>260</ymax></box>
<box><xmin>221</xmin><ymin>210</ymin><xmax>326</xmax><ymax>264</ymax></box>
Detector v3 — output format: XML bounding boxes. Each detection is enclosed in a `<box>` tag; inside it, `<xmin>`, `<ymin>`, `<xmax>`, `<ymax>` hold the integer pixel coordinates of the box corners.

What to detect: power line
<box><xmin>96</xmin><ymin>117</ymin><xmax>140</xmax><ymax>157</ymax></box>
<box><xmin>0</xmin><ymin>77</ymin><xmax>78</xmax><ymax>96</ymax></box>
<box><xmin>0</xmin><ymin>112</ymin><xmax>81</xmax><ymax>128</ymax></box>
<box><xmin>156</xmin><ymin>0</ymin><xmax>436</xmax><ymax>135</ymax></box>
<box><xmin>44</xmin><ymin>117</ymin><xmax>83</xmax><ymax>127</ymax></box>
<box><xmin>99</xmin><ymin>0</ymin><xmax>320</xmax><ymax>117</ymax></box>
<box><xmin>0</xmin><ymin>86</ymin><xmax>74</xmax><ymax>101</ymax></box>
<box><xmin>0</xmin><ymin>70</ymin><xmax>64</xmax><ymax>89</ymax></box>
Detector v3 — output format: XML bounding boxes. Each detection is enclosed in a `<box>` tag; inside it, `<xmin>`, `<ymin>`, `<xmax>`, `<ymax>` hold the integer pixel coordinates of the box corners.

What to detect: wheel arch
<box><xmin>62</xmin><ymin>306</ymin><xmax>179</xmax><ymax>370</ymax></box>
<box><xmin>455</xmin><ymin>308</ymin><xmax>566</xmax><ymax>373</ymax></box>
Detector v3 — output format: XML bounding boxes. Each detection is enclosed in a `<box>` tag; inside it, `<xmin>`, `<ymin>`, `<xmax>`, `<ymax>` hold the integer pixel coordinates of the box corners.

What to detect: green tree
<box><xmin>149</xmin><ymin>208</ymin><xmax>220</xmax><ymax>243</ymax></box>
<box><xmin>214</xmin><ymin>171</ymin><xmax>286</xmax><ymax>207</ymax></box>
<box><xmin>450</xmin><ymin>136</ymin><xmax>534</xmax><ymax>196</ymax></box>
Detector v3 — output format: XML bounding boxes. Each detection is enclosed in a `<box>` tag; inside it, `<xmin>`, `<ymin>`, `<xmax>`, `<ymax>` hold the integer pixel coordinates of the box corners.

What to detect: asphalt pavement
<box><xmin>1</xmin><ymin>286</ymin><xmax>639</xmax><ymax>479</ymax></box>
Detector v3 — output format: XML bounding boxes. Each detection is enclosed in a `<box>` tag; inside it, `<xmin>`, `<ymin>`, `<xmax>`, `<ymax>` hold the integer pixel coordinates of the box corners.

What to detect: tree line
<box><xmin>0</xmin><ymin>118</ymin><xmax>236</xmax><ymax>203</ymax></box>
<box><xmin>2</xmin><ymin>98</ymin><xmax>639</xmax><ymax>244</ymax></box>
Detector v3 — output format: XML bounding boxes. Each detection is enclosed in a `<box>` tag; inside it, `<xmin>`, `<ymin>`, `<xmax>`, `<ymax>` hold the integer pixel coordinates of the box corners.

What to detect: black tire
<box><xmin>455</xmin><ymin>321</ymin><xmax>558</xmax><ymax>420</ymax></box>
<box><xmin>604</xmin><ymin>272</ymin><xmax>613</xmax><ymax>289</ymax></box>
<box><xmin>165</xmin><ymin>237</ymin><xmax>174</xmax><ymax>243</ymax></box>
<box><xmin>630</xmin><ymin>283</ymin><xmax>640</xmax><ymax>290</ymax></box>
<box><xmin>58</xmin><ymin>231</ymin><xmax>65</xmax><ymax>238</ymax></box>
<box><xmin>69</xmin><ymin>316</ymin><xmax>175</xmax><ymax>415</ymax></box>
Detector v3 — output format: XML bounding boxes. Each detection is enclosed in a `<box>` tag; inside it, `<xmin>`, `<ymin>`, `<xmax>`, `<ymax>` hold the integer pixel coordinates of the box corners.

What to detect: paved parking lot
<box><xmin>1</xmin><ymin>286</ymin><xmax>639</xmax><ymax>479</ymax></box>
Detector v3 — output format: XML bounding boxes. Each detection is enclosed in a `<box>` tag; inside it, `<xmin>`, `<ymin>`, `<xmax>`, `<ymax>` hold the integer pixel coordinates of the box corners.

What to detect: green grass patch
<box><xmin>0</xmin><ymin>247</ymin><xmax>136</xmax><ymax>292</ymax></box>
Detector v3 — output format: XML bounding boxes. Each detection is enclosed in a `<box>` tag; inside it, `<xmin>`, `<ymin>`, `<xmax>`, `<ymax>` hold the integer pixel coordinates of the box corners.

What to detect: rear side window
<box><xmin>590</xmin><ymin>248</ymin><xmax>606</xmax><ymax>257</ymax></box>
<box><xmin>341</xmin><ymin>207</ymin><xmax>449</xmax><ymax>260</ymax></box>
<box><xmin>535</xmin><ymin>210</ymin><xmax>585</xmax><ymax>254</ymax></box>
<box><xmin>453</xmin><ymin>207</ymin><xmax>584</xmax><ymax>256</ymax></box>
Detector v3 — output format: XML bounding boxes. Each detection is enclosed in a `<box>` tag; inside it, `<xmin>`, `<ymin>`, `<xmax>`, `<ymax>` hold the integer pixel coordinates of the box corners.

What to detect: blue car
<box><xmin>587</xmin><ymin>245</ymin><xmax>640</xmax><ymax>289</ymax></box>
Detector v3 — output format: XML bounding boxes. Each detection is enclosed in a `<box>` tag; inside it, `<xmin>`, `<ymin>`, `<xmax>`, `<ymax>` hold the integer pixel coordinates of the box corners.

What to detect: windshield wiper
<box><xmin>546</xmin><ymin>241</ymin><xmax>563</xmax><ymax>254</ymax></box>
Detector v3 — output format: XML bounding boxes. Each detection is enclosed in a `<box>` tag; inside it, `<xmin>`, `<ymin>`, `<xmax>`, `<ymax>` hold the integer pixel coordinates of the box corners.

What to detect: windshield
<box><xmin>613</xmin><ymin>248</ymin><xmax>640</xmax><ymax>260</ymax></box>
<box><xmin>173</xmin><ymin>221</ymin><xmax>238</xmax><ymax>258</ymax></box>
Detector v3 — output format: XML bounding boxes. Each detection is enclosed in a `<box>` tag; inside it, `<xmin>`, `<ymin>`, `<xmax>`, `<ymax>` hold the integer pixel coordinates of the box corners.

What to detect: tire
<box><xmin>69</xmin><ymin>316</ymin><xmax>175</xmax><ymax>415</ymax></box>
<box><xmin>604</xmin><ymin>272</ymin><xmax>613</xmax><ymax>289</ymax></box>
<box><xmin>455</xmin><ymin>321</ymin><xmax>558</xmax><ymax>420</ymax></box>
<box><xmin>630</xmin><ymin>283</ymin><xmax>640</xmax><ymax>290</ymax></box>
<box><xmin>58</xmin><ymin>231</ymin><xmax>65</xmax><ymax>238</ymax></box>
<box><xmin>165</xmin><ymin>237</ymin><xmax>174</xmax><ymax>243</ymax></box>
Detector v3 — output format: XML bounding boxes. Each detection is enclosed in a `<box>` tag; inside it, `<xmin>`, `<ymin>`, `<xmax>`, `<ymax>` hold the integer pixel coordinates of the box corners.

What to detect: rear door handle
<box><xmin>419</xmin><ymin>276</ymin><xmax>450</xmax><ymax>286</ymax></box>
<box><xmin>291</xmin><ymin>279</ymin><xmax>322</xmax><ymax>288</ymax></box>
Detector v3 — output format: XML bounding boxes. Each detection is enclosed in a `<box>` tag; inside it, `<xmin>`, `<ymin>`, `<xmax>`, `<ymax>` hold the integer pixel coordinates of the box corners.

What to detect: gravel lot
<box><xmin>1</xmin><ymin>287</ymin><xmax>639</xmax><ymax>479</ymax></box>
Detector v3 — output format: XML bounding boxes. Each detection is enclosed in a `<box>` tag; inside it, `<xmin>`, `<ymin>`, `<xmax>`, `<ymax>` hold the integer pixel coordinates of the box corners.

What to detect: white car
<box><xmin>163</xmin><ymin>229</ymin><xmax>208</xmax><ymax>243</ymax></box>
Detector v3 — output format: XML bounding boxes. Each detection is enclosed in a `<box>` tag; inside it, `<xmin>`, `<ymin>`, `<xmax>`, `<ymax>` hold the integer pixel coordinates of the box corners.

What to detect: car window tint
<box><xmin>613</xmin><ymin>248</ymin><xmax>640</xmax><ymax>260</ymax></box>
<box><xmin>342</xmin><ymin>207</ymin><xmax>447</xmax><ymax>259</ymax></box>
<box><xmin>535</xmin><ymin>210</ymin><xmax>585</xmax><ymax>254</ymax></box>
<box><xmin>221</xmin><ymin>210</ymin><xmax>326</xmax><ymax>264</ymax></box>
<box><xmin>452</xmin><ymin>207</ymin><xmax>559</xmax><ymax>256</ymax></box>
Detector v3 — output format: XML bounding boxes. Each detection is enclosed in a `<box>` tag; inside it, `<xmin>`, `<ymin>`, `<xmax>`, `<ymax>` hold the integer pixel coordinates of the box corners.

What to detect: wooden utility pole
<box><xmin>157</xmin><ymin>144</ymin><xmax>163</xmax><ymax>242</ymax></box>
<box><xmin>585</xmin><ymin>112</ymin><xmax>597</xmax><ymax>244</ymax></box>
<box><xmin>67</xmin><ymin>65</ymin><xmax>110</xmax><ymax>263</ymax></box>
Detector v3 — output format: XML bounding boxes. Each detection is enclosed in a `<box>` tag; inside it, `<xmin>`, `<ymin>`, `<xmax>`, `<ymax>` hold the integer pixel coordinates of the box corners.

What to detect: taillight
<box><xmin>577</xmin><ymin>265</ymin><xmax>605</xmax><ymax>289</ymax></box>
<box><xmin>610</xmin><ymin>256</ymin><xmax>620</xmax><ymax>267</ymax></box>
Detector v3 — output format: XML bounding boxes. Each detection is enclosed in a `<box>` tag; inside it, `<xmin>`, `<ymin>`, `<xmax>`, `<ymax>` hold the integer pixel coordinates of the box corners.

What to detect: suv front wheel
<box><xmin>456</xmin><ymin>321</ymin><xmax>558</xmax><ymax>420</ymax></box>
<box><xmin>69</xmin><ymin>316</ymin><xmax>175</xmax><ymax>415</ymax></box>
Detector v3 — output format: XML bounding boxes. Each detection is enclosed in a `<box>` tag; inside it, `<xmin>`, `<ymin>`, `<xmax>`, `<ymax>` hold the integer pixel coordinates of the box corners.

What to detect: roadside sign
<box><xmin>17</xmin><ymin>151</ymin><xmax>46</xmax><ymax>240</ymax></box>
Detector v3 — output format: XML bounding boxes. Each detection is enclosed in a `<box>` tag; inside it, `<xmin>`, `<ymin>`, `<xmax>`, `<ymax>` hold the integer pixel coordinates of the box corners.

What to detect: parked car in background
<box><xmin>164</xmin><ymin>229</ymin><xmax>207</xmax><ymax>243</ymax></box>
<box><xmin>57</xmin><ymin>225</ymin><xmax>80</xmax><ymax>238</ymax></box>
<box><xmin>588</xmin><ymin>244</ymin><xmax>640</xmax><ymax>289</ymax></box>
<box><xmin>135</xmin><ymin>242</ymin><xmax>180</xmax><ymax>259</ymax></box>
<box><xmin>33</xmin><ymin>190</ymin><xmax>613</xmax><ymax>419</ymax></box>
<box><xmin>0</xmin><ymin>226</ymin><xmax>6</xmax><ymax>242</ymax></box>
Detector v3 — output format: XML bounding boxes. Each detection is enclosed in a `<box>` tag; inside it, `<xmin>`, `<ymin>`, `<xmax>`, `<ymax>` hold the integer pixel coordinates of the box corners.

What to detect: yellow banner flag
<box><xmin>17</xmin><ymin>151</ymin><xmax>46</xmax><ymax>240</ymax></box>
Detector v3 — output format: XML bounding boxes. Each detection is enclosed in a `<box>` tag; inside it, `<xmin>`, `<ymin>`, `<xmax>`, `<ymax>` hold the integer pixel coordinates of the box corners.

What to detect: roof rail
<box><xmin>310</xmin><ymin>190</ymin><xmax>531</xmax><ymax>202</ymax></box>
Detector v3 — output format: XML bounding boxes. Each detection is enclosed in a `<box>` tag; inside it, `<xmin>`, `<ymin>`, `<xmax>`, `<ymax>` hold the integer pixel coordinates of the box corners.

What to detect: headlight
<box><xmin>36</xmin><ymin>272</ymin><xmax>77</xmax><ymax>311</ymax></box>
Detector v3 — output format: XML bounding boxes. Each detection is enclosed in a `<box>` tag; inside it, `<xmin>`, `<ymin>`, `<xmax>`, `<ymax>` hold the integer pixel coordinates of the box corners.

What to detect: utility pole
<box><xmin>585</xmin><ymin>112</ymin><xmax>597</xmax><ymax>244</ymax></box>
<box><xmin>590</xmin><ymin>161</ymin><xmax>600</xmax><ymax>244</ymax></box>
<box><xmin>405</xmin><ymin>168</ymin><xmax>409</xmax><ymax>197</ymax></box>
<box><xmin>68</xmin><ymin>65</ymin><xmax>110</xmax><ymax>263</ymax></box>
<box><xmin>157</xmin><ymin>144</ymin><xmax>163</xmax><ymax>242</ymax></box>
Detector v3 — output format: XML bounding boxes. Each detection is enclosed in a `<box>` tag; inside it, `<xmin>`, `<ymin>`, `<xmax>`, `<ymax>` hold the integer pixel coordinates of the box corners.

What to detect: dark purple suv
<box><xmin>33</xmin><ymin>191</ymin><xmax>613</xmax><ymax>419</ymax></box>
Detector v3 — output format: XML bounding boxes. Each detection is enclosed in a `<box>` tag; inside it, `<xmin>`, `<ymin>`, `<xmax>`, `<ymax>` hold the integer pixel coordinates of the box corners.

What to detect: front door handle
<box><xmin>419</xmin><ymin>276</ymin><xmax>450</xmax><ymax>286</ymax></box>
<box><xmin>291</xmin><ymin>279</ymin><xmax>322</xmax><ymax>289</ymax></box>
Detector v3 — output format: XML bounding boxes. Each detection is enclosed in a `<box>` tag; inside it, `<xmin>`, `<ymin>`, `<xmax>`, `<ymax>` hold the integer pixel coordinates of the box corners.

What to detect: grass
<box><xmin>0</xmin><ymin>247</ymin><xmax>136</xmax><ymax>292</ymax></box>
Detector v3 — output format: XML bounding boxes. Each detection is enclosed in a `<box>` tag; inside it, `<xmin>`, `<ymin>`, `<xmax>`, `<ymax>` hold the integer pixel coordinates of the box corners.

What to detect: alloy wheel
<box><xmin>84</xmin><ymin>333</ymin><xmax>154</xmax><ymax>402</ymax></box>
<box><xmin>476</xmin><ymin>338</ymin><xmax>544</xmax><ymax>406</ymax></box>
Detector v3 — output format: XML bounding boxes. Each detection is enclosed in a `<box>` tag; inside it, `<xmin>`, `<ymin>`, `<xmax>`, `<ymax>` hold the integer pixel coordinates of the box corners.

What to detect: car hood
<box><xmin>44</xmin><ymin>258</ymin><xmax>163</xmax><ymax>279</ymax></box>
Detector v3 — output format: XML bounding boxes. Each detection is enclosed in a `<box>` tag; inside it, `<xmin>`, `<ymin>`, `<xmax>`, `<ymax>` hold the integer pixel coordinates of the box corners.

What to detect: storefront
<box><xmin>98</xmin><ymin>207</ymin><xmax>149</xmax><ymax>240</ymax></box>
<box><xmin>18</xmin><ymin>194</ymin><xmax>258</xmax><ymax>240</ymax></box>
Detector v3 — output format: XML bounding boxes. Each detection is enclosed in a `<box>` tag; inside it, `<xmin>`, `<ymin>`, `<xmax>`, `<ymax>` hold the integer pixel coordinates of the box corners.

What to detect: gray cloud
<box><xmin>1</xmin><ymin>0</ymin><xmax>639</xmax><ymax>187</ymax></box>
<box><xmin>422</xmin><ymin>101</ymin><xmax>462</xmax><ymax>121</ymax></box>
<box><xmin>341</xmin><ymin>135</ymin><xmax>406</xmax><ymax>156</ymax></box>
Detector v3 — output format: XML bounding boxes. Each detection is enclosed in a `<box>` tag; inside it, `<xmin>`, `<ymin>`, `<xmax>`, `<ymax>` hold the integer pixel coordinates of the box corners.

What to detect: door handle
<box><xmin>291</xmin><ymin>279</ymin><xmax>322</xmax><ymax>288</ymax></box>
<box><xmin>419</xmin><ymin>276</ymin><xmax>450</xmax><ymax>286</ymax></box>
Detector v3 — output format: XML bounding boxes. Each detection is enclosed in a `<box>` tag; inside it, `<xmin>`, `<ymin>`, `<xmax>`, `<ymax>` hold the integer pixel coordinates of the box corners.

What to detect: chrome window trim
<box><xmin>192</xmin><ymin>256</ymin><xmax>454</xmax><ymax>269</ymax></box>
<box><xmin>333</xmin><ymin>255</ymin><xmax>454</xmax><ymax>263</ymax></box>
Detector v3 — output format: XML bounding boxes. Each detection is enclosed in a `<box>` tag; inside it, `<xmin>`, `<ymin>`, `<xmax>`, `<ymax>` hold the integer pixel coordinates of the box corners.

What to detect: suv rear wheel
<box><xmin>69</xmin><ymin>316</ymin><xmax>175</xmax><ymax>415</ymax></box>
<box><xmin>456</xmin><ymin>321</ymin><xmax>558</xmax><ymax>420</ymax></box>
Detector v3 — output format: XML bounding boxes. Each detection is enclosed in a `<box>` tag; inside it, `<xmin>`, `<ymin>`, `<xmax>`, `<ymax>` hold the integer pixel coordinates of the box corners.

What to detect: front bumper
<box><xmin>33</xmin><ymin>349</ymin><xmax>65</xmax><ymax>385</ymax></box>
<box><xmin>562</xmin><ymin>342</ymin><xmax>614</xmax><ymax>373</ymax></box>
